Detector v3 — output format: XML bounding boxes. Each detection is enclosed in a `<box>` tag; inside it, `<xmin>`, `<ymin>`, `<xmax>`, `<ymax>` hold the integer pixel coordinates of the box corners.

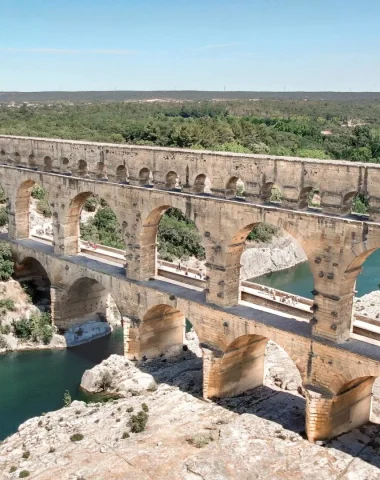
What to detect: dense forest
<box><xmin>1</xmin><ymin>99</ymin><xmax>380</xmax><ymax>161</ymax></box>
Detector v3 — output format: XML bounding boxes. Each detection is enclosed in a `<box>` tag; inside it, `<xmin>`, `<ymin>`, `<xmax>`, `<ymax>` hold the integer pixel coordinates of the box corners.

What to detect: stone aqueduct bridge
<box><xmin>1</xmin><ymin>135</ymin><xmax>380</xmax><ymax>442</ymax></box>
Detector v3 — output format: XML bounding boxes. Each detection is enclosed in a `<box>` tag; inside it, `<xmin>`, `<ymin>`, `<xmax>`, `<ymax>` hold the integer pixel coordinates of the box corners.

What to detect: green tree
<box><xmin>0</xmin><ymin>243</ymin><xmax>14</xmax><ymax>280</ymax></box>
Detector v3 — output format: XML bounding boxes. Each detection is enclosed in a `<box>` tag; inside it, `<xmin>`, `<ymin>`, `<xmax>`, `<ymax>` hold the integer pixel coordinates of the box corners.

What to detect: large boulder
<box><xmin>81</xmin><ymin>354</ymin><xmax>156</xmax><ymax>395</ymax></box>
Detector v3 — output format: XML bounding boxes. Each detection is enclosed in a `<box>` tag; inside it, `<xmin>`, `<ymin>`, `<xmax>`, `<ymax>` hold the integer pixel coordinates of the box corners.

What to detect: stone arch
<box><xmin>139</xmin><ymin>167</ymin><xmax>153</xmax><ymax>187</ymax></box>
<box><xmin>221</xmin><ymin>218</ymin><xmax>312</xmax><ymax>306</ymax></box>
<box><xmin>139</xmin><ymin>204</ymin><xmax>204</xmax><ymax>280</ymax></box>
<box><xmin>116</xmin><ymin>165</ymin><xmax>128</xmax><ymax>183</ymax></box>
<box><xmin>204</xmin><ymin>334</ymin><xmax>303</xmax><ymax>399</ymax></box>
<box><xmin>299</xmin><ymin>186</ymin><xmax>321</xmax><ymax>209</ymax></box>
<box><xmin>77</xmin><ymin>159</ymin><xmax>88</xmax><ymax>177</ymax></box>
<box><xmin>138</xmin><ymin>304</ymin><xmax>185</xmax><ymax>358</ymax></box>
<box><xmin>96</xmin><ymin>162</ymin><xmax>107</xmax><ymax>180</ymax></box>
<box><xmin>14</xmin><ymin>152</ymin><xmax>21</xmax><ymax>165</ymax></box>
<box><xmin>342</xmin><ymin>190</ymin><xmax>358</xmax><ymax>214</ymax></box>
<box><xmin>0</xmin><ymin>149</ymin><xmax>7</xmax><ymax>164</ymax></box>
<box><xmin>61</xmin><ymin>157</ymin><xmax>70</xmax><ymax>172</ymax></box>
<box><xmin>63</xmin><ymin>190</ymin><xmax>125</xmax><ymax>257</ymax></box>
<box><xmin>165</xmin><ymin>171</ymin><xmax>180</xmax><ymax>190</ymax></box>
<box><xmin>15</xmin><ymin>180</ymin><xmax>46</xmax><ymax>239</ymax></box>
<box><xmin>225</xmin><ymin>176</ymin><xmax>244</xmax><ymax>198</ymax></box>
<box><xmin>261</xmin><ymin>182</ymin><xmax>283</xmax><ymax>203</ymax></box>
<box><xmin>57</xmin><ymin>276</ymin><xmax>121</xmax><ymax>331</ymax></box>
<box><xmin>13</xmin><ymin>256</ymin><xmax>52</xmax><ymax>310</ymax></box>
<box><xmin>44</xmin><ymin>156</ymin><xmax>52</xmax><ymax>172</ymax></box>
<box><xmin>28</xmin><ymin>154</ymin><xmax>37</xmax><ymax>168</ymax></box>
<box><xmin>193</xmin><ymin>173</ymin><xmax>212</xmax><ymax>194</ymax></box>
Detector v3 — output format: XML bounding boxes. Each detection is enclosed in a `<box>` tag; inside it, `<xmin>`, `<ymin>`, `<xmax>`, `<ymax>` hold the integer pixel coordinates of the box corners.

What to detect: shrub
<box><xmin>126</xmin><ymin>406</ymin><xmax>134</xmax><ymax>413</ymax></box>
<box><xmin>83</xmin><ymin>196</ymin><xmax>98</xmax><ymax>212</ymax></box>
<box><xmin>10</xmin><ymin>466</ymin><xmax>17</xmax><ymax>473</ymax></box>
<box><xmin>122</xmin><ymin>431</ymin><xmax>130</xmax><ymax>439</ymax></box>
<box><xmin>270</xmin><ymin>185</ymin><xmax>283</xmax><ymax>202</ymax></box>
<box><xmin>19</xmin><ymin>471</ymin><xmax>30</xmax><ymax>478</ymax></box>
<box><xmin>31</xmin><ymin>184</ymin><xmax>46</xmax><ymax>200</ymax></box>
<box><xmin>12</xmin><ymin>312</ymin><xmax>53</xmax><ymax>344</ymax></box>
<box><xmin>129</xmin><ymin>410</ymin><xmax>149</xmax><ymax>433</ymax></box>
<box><xmin>0</xmin><ymin>186</ymin><xmax>7</xmax><ymax>204</ymax></box>
<box><xmin>98</xmin><ymin>370</ymin><xmax>112</xmax><ymax>391</ymax></box>
<box><xmin>0</xmin><ymin>298</ymin><xmax>15</xmax><ymax>311</ymax></box>
<box><xmin>352</xmin><ymin>194</ymin><xmax>369</xmax><ymax>214</ymax></box>
<box><xmin>22</xmin><ymin>451</ymin><xmax>30</xmax><ymax>459</ymax></box>
<box><xmin>37</xmin><ymin>198</ymin><xmax>52</xmax><ymax>217</ymax></box>
<box><xmin>0</xmin><ymin>334</ymin><xmax>9</xmax><ymax>349</ymax></box>
<box><xmin>0</xmin><ymin>243</ymin><xmax>14</xmax><ymax>280</ymax></box>
<box><xmin>48</xmin><ymin>447</ymin><xmax>55</xmax><ymax>453</ymax></box>
<box><xmin>188</xmin><ymin>433</ymin><xmax>213</xmax><ymax>448</ymax></box>
<box><xmin>63</xmin><ymin>390</ymin><xmax>72</xmax><ymax>407</ymax></box>
<box><xmin>70</xmin><ymin>433</ymin><xmax>84</xmax><ymax>442</ymax></box>
<box><xmin>247</xmin><ymin>223</ymin><xmax>279</xmax><ymax>243</ymax></box>
<box><xmin>0</xmin><ymin>207</ymin><xmax>8</xmax><ymax>227</ymax></box>
<box><xmin>0</xmin><ymin>324</ymin><xmax>11</xmax><ymax>334</ymax></box>
<box><xmin>141</xmin><ymin>403</ymin><xmax>149</xmax><ymax>412</ymax></box>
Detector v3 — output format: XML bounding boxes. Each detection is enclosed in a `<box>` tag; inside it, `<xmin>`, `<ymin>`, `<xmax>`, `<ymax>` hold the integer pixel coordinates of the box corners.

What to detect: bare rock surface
<box><xmin>64</xmin><ymin>320</ymin><xmax>112</xmax><ymax>348</ymax></box>
<box><xmin>355</xmin><ymin>291</ymin><xmax>380</xmax><ymax>319</ymax></box>
<box><xmin>1</xmin><ymin>336</ymin><xmax>380</xmax><ymax>479</ymax></box>
<box><xmin>240</xmin><ymin>231</ymin><xmax>307</xmax><ymax>280</ymax></box>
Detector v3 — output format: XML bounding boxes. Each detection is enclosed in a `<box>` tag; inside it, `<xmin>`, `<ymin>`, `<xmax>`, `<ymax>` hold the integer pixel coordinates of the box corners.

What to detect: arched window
<box><xmin>116</xmin><ymin>165</ymin><xmax>128</xmax><ymax>183</ymax></box>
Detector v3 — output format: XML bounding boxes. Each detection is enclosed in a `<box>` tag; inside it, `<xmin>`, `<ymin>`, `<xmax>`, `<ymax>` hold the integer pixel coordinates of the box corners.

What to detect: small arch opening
<box><xmin>28</xmin><ymin>154</ymin><xmax>37</xmax><ymax>168</ymax></box>
<box><xmin>44</xmin><ymin>156</ymin><xmax>52</xmax><ymax>172</ymax></box>
<box><xmin>139</xmin><ymin>167</ymin><xmax>153</xmax><ymax>187</ymax></box>
<box><xmin>77</xmin><ymin>159</ymin><xmax>88</xmax><ymax>177</ymax></box>
<box><xmin>116</xmin><ymin>165</ymin><xmax>128</xmax><ymax>183</ymax></box>
<box><xmin>193</xmin><ymin>174</ymin><xmax>212</xmax><ymax>195</ymax></box>
<box><xmin>165</xmin><ymin>171</ymin><xmax>181</xmax><ymax>190</ymax></box>
<box><xmin>226</xmin><ymin>176</ymin><xmax>245</xmax><ymax>199</ymax></box>
<box><xmin>96</xmin><ymin>162</ymin><xmax>108</xmax><ymax>180</ymax></box>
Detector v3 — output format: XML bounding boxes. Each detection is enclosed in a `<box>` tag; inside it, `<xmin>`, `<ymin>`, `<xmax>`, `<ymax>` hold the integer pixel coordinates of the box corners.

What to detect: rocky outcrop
<box><xmin>240</xmin><ymin>231</ymin><xmax>307</xmax><ymax>280</ymax></box>
<box><xmin>2</xmin><ymin>334</ymin><xmax>380</xmax><ymax>479</ymax></box>
<box><xmin>355</xmin><ymin>291</ymin><xmax>380</xmax><ymax>319</ymax></box>
<box><xmin>64</xmin><ymin>320</ymin><xmax>112</xmax><ymax>348</ymax></box>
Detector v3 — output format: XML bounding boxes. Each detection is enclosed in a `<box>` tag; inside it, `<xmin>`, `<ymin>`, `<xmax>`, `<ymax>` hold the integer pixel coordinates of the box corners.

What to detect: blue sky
<box><xmin>0</xmin><ymin>0</ymin><xmax>379</xmax><ymax>91</ymax></box>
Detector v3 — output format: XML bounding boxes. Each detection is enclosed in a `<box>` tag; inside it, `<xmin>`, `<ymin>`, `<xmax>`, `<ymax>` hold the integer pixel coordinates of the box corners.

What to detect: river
<box><xmin>0</xmin><ymin>327</ymin><xmax>124</xmax><ymax>441</ymax></box>
<box><xmin>254</xmin><ymin>249</ymin><xmax>380</xmax><ymax>298</ymax></box>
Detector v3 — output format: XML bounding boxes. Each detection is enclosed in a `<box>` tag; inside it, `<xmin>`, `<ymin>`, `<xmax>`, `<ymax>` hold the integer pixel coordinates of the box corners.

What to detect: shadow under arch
<box><xmin>57</xmin><ymin>276</ymin><xmax>122</xmax><ymax>333</ymax></box>
<box><xmin>138</xmin><ymin>303</ymin><xmax>185</xmax><ymax>358</ymax></box>
<box><xmin>13</xmin><ymin>256</ymin><xmax>52</xmax><ymax>309</ymax></box>
<box><xmin>207</xmin><ymin>333</ymin><xmax>304</xmax><ymax>399</ymax></box>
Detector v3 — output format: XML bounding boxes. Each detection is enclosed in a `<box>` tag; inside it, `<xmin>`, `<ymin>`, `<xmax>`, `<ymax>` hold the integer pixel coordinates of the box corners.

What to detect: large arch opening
<box><xmin>15</xmin><ymin>181</ymin><xmax>53</xmax><ymax>241</ymax></box>
<box><xmin>65</xmin><ymin>192</ymin><xmax>125</xmax><ymax>260</ymax></box>
<box><xmin>13</xmin><ymin>257</ymin><xmax>51</xmax><ymax>310</ymax></box>
<box><xmin>193</xmin><ymin>173</ymin><xmax>212</xmax><ymax>195</ymax></box>
<box><xmin>139</xmin><ymin>304</ymin><xmax>185</xmax><ymax>358</ymax></box>
<box><xmin>227</xmin><ymin>220</ymin><xmax>312</xmax><ymax>311</ymax></box>
<box><xmin>140</xmin><ymin>206</ymin><xmax>205</xmax><ymax>283</ymax></box>
<box><xmin>58</xmin><ymin>277</ymin><xmax>122</xmax><ymax>346</ymax></box>
<box><xmin>208</xmin><ymin>334</ymin><xmax>304</xmax><ymax>430</ymax></box>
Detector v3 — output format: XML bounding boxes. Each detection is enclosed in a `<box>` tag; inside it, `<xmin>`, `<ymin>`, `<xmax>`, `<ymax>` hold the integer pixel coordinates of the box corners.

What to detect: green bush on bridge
<box><xmin>247</xmin><ymin>223</ymin><xmax>279</xmax><ymax>243</ymax></box>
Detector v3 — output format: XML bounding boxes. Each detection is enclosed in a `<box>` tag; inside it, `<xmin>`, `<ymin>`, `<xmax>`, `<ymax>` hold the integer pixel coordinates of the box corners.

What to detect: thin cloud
<box><xmin>191</xmin><ymin>43</ymin><xmax>240</xmax><ymax>51</ymax></box>
<box><xmin>0</xmin><ymin>47</ymin><xmax>137</xmax><ymax>55</ymax></box>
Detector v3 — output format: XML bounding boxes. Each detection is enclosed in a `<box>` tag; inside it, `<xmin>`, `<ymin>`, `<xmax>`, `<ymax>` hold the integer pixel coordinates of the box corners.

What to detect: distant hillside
<box><xmin>1</xmin><ymin>90</ymin><xmax>380</xmax><ymax>104</ymax></box>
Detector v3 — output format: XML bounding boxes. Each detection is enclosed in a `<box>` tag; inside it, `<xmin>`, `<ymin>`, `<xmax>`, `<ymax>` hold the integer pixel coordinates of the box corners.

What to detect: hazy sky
<box><xmin>1</xmin><ymin>0</ymin><xmax>379</xmax><ymax>91</ymax></box>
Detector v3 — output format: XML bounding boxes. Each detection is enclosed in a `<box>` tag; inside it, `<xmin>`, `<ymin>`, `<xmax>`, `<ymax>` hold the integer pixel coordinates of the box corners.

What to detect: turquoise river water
<box><xmin>1</xmin><ymin>250</ymin><xmax>379</xmax><ymax>440</ymax></box>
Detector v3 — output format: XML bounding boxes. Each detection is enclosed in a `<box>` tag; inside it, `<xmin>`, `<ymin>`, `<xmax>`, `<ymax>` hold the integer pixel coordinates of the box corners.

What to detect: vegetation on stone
<box><xmin>0</xmin><ymin>243</ymin><xmax>14</xmax><ymax>281</ymax></box>
<box><xmin>158</xmin><ymin>208</ymin><xmax>205</xmax><ymax>261</ymax></box>
<box><xmin>70</xmin><ymin>433</ymin><xmax>84</xmax><ymax>442</ymax></box>
<box><xmin>63</xmin><ymin>390</ymin><xmax>72</xmax><ymax>407</ymax></box>
<box><xmin>129</xmin><ymin>410</ymin><xmax>149</xmax><ymax>433</ymax></box>
<box><xmin>12</xmin><ymin>312</ymin><xmax>53</xmax><ymax>344</ymax></box>
<box><xmin>247</xmin><ymin>223</ymin><xmax>279</xmax><ymax>243</ymax></box>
